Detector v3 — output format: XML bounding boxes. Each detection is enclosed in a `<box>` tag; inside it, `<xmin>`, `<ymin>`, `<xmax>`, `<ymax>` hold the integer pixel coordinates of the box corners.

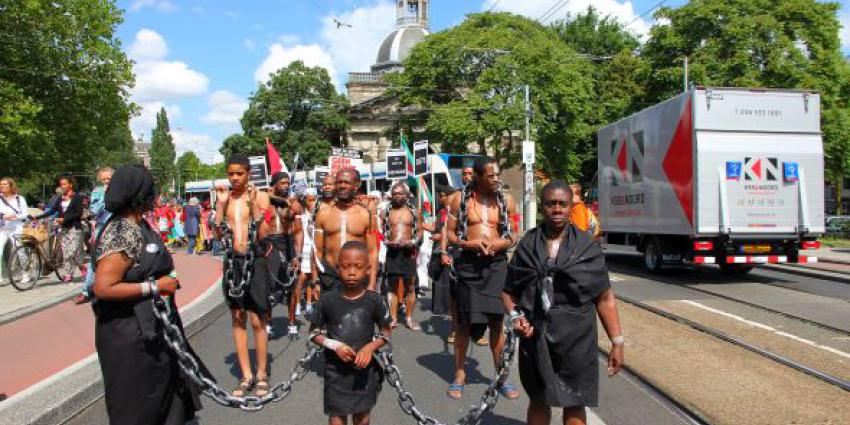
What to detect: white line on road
<box><xmin>681</xmin><ymin>300</ymin><xmax>850</xmax><ymax>360</ymax></box>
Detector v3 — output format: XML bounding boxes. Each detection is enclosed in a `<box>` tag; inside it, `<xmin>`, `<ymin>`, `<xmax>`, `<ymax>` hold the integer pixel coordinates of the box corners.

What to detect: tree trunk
<box><xmin>837</xmin><ymin>175</ymin><xmax>844</xmax><ymax>216</ymax></box>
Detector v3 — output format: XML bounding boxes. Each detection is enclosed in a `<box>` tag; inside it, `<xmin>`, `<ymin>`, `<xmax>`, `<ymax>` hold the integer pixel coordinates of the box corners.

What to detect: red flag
<box><xmin>266</xmin><ymin>138</ymin><xmax>288</xmax><ymax>174</ymax></box>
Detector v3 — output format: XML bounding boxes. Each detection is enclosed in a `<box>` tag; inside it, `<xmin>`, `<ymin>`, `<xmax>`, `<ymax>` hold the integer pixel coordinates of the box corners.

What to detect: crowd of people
<box><xmin>21</xmin><ymin>154</ymin><xmax>626</xmax><ymax>425</ymax></box>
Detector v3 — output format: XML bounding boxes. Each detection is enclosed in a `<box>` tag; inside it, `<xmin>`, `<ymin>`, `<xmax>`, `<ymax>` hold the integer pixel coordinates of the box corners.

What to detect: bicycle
<box><xmin>7</xmin><ymin>218</ymin><xmax>84</xmax><ymax>290</ymax></box>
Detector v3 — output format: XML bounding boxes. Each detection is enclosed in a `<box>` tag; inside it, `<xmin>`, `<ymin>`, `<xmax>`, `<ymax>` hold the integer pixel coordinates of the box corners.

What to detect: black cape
<box><xmin>505</xmin><ymin>225</ymin><xmax>610</xmax><ymax>408</ymax></box>
<box><xmin>93</xmin><ymin>218</ymin><xmax>207</xmax><ymax>425</ymax></box>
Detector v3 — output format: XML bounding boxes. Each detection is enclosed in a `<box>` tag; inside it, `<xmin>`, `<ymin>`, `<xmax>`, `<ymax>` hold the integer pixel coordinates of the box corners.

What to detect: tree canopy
<box><xmin>149</xmin><ymin>108</ymin><xmax>176</xmax><ymax>191</ymax></box>
<box><xmin>390</xmin><ymin>12</ymin><xmax>596</xmax><ymax>180</ymax></box>
<box><xmin>220</xmin><ymin>61</ymin><xmax>348</xmax><ymax>168</ymax></box>
<box><xmin>0</xmin><ymin>0</ymin><xmax>135</xmax><ymax>197</ymax></box>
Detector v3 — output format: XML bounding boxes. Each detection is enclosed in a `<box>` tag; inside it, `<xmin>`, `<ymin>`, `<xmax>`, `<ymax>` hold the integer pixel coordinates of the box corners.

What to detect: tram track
<box><xmin>608</xmin><ymin>263</ymin><xmax>850</xmax><ymax>336</ymax></box>
<box><xmin>615</xmin><ymin>294</ymin><xmax>850</xmax><ymax>393</ymax></box>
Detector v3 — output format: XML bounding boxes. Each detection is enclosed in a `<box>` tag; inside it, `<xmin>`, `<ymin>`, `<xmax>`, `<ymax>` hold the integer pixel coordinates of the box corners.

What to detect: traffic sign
<box><xmin>522</xmin><ymin>140</ymin><xmax>535</xmax><ymax>165</ymax></box>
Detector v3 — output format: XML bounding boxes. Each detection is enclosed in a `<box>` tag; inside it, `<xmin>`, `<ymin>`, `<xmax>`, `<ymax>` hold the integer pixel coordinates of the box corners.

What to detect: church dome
<box><xmin>372</xmin><ymin>26</ymin><xmax>429</xmax><ymax>72</ymax></box>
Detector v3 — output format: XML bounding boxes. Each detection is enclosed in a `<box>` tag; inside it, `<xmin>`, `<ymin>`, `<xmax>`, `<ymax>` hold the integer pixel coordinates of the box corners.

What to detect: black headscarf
<box><xmin>105</xmin><ymin>165</ymin><xmax>156</xmax><ymax>215</ymax></box>
<box><xmin>271</xmin><ymin>172</ymin><xmax>289</xmax><ymax>186</ymax></box>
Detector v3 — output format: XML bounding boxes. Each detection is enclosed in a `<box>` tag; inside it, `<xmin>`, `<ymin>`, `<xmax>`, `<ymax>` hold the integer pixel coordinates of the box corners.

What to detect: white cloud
<box><xmin>130</xmin><ymin>0</ymin><xmax>177</xmax><ymax>12</ymax></box>
<box><xmin>128</xmin><ymin>29</ymin><xmax>168</xmax><ymax>61</ymax></box>
<box><xmin>254</xmin><ymin>1</ymin><xmax>395</xmax><ymax>89</ymax></box>
<box><xmin>319</xmin><ymin>1</ymin><xmax>396</xmax><ymax>79</ymax></box>
<box><xmin>482</xmin><ymin>0</ymin><xmax>651</xmax><ymax>39</ymax></box>
<box><xmin>224</xmin><ymin>10</ymin><xmax>239</xmax><ymax>19</ymax></box>
<box><xmin>128</xmin><ymin>29</ymin><xmax>209</xmax><ymax>102</ymax></box>
<box><xmin>243</xmin><ymin>38</ymin><xmax>256</xmax><ymax>52</ymax></box>
<box><xmin>172</xmin><ymin>129</ymin><xmax>224</xmax><ymax>164</ymax></box>
<box><xmin>130</xmin><ymin>101</ymin><xmax>182</xmax><ymax>140</ymax></box>
<box><xmin>201</xmin><ymin>90</ymin><xmax>248</xmax><ymax>128</ymax></box>
<box><xmin>254</xmin><ymin>43</ymin><xmax>338</xmax><ymax>84</ymax></box>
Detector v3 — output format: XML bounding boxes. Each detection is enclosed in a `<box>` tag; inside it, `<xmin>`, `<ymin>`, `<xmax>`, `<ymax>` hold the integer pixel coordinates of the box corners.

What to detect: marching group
<box><xmin>59</xmin><ymin>154</ymin><xmax>625</xmax><ymax>425</ymax></box>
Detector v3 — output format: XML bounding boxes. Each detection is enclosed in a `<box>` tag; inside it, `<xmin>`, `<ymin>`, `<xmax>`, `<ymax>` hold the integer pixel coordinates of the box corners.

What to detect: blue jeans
<box><xmin>212</xmin><ymin>239</ymin><xmax>222</xmax><ymax>255</ymax></box>
<box><xmin>186</xmin><ymin>235</ymin><xmax>197</xmax><ymax>254</ymax></box>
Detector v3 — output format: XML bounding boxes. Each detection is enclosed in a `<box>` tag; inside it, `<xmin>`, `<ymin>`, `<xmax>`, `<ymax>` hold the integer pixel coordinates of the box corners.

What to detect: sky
<box><xmin>117</xmin><ymin>0</ymin><xmax>850</xmax><ymax>164</ymax></box>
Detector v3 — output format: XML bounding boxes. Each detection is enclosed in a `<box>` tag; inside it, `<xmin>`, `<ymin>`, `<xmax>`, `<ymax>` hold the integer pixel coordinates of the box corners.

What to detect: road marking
<box><xmin>681</xmin><ymin>300</ymin><xmax>850</xmax><ymax>360</ymax></box>
<box><xmin>609</xmin><ymin>273</ymin><xmax>627</xmax><ymax>282</ymax></box>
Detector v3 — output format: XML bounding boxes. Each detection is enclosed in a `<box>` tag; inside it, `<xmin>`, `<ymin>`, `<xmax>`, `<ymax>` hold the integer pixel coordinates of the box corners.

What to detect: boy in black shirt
<box><xmin>310</xmin><ymin>241</ymin><xmax>392</xmax><ymax>425</ymax></box>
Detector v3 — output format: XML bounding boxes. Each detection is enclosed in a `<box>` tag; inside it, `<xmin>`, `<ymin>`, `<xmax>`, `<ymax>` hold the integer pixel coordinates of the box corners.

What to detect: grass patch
<box><xmin>820</xmin><ymin>238</ymin><xmax>850</xmax><ymax>248</ymax></box>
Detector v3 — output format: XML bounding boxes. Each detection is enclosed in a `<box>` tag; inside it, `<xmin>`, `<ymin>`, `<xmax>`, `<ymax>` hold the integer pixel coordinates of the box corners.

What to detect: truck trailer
<box><xmin>597</xmin><ymin>87</ymin><xmax>825</xmax><ymax>273</ymax></box>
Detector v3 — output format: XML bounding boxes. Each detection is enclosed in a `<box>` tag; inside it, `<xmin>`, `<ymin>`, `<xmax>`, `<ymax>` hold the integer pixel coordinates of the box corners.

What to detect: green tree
<box><xmin>229</xmin><ymin>61</ymin><xmax>348</xmax><ymax>168</ymax></box>
<box><xmin>391</xmin><ymin>12</ymin><xmax>596</xmax><ymax>180</ymax></box>
<box><xmin>551</xmin><ymin>7</ymin><xmax>650</xmax><ymax>181</ymax></box>
<box><xmin>641</xmin><ymin>0</ymin><xmax>850</xmax><ymax>200</ymax></box>
<box><xmin>149</xmin><ymin>108</ymin><xmax>176</xmax><ymax>191</ymax></box>
<box><xmin>0</xmin><ymin>0</ymin><xmax>135</xmax><ymax>198</ymax></box>
<box><xmin>175</xmin><ymin>151</ymin><xmax>202</xmax><ymax>192</ymax></box>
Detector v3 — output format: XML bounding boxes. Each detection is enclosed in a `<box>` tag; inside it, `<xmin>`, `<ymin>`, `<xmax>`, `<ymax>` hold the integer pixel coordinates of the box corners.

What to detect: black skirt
<box><xmin>96</xmin><ymin>306</ymin><xmax>199</xmax><ymax>425</ymax></box>
<box><xmin>518</xmin><ymin>303</ymin><xmax>599</xmax><ymax>408</ymax></box>
<box><xmin>222</xmin><ymin>255</ymin><xmax>271</xmax><ymax>315</ymax></box>
<box><xmin>452</xmin><ymin>252</ymin><xmax>507</xmax><ymax>324</ymax></box>
<box><xmin>323</xmin><ymin>352</ymin><xmax>383</xmax><ymax>416</ymax></box>
<box><xmin>385</xmin><ymin>246</ymin><xmax>417</xmax><ymax>278</ymax></box>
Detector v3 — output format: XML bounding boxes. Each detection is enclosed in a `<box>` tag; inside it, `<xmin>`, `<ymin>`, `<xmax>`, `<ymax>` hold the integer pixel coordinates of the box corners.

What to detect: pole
<box><xmin>683</xmin><ymin>57</ymin><xmax>689</xmax><ymax>93</ymax></box>
<box><xmin>523</xmin><ymin>84</ymin><xmax>535</xmax><ymax>232</ymax></box>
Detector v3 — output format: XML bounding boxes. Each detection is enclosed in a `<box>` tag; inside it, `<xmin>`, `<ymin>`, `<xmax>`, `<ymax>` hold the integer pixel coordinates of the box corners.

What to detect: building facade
<box><xmin>345</xmin><ymin>0</ymin><xmax>429</xmax><ymax>162</ymax></box>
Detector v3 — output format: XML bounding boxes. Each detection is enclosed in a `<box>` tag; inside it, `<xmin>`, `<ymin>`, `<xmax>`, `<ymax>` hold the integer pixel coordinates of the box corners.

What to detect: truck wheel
<box><xmin>719</xmin><ymin>263</ymin><xmax>754</xmax><ymax>275</ymax></box>
<box><xmin>643</xmin><ymin>239</ymin><xmax>663</xmax><ymax>273</ymax></box>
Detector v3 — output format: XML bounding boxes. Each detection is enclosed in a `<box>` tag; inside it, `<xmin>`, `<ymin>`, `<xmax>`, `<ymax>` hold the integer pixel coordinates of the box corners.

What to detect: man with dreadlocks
<box><xmin>260</xmin><ymin>171</ymin><xmax>304</xmax><ymax>337</ymax></box>
<box><xmin>314</xmin><ymin>168</ymin><xmax>379</xmax><ymax>293</ymax></box>
<box><xmin>214</xmin><ymin>154</ymin><xmax>273</xmax><ymax>398</ymax></box>
<box><xmin>446</xmin><ymin>156</ymin><xmax>520</xmax><ymax>400</ymax></box>
<box><xmin>383</xmin><ymin>181</ymin><xmax>423</xmax><ymax>330</ymax></box>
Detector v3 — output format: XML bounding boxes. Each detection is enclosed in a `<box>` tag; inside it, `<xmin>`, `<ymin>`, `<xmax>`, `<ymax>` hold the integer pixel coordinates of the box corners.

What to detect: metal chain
<box><xmin>375</xmin><ymin>320</ymin><xmax>519</xmax><ymax>425</ymax></box>
<box><xmin>151</xmin><ymin>294</ymin><xmax>321</xmax><ymax>411</ymax></box>
<box><xmin>220</xmin><ymin>220</ymin><xmax>258</xmax><ymax>299</ymax></box>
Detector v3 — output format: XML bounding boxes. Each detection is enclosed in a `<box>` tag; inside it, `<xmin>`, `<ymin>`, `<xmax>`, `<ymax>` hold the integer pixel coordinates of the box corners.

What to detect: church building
<box><xmin>345</xmin><ymin>0</ymin><xmax>430</xmax><ymax>162</ymax></box>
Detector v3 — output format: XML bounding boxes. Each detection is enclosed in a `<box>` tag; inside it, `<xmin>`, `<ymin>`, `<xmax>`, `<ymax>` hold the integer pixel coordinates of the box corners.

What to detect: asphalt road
<box><xmin>64</xmin><ymin>294</ymin><xmax>690</xmax><ymax>425</ymax></box>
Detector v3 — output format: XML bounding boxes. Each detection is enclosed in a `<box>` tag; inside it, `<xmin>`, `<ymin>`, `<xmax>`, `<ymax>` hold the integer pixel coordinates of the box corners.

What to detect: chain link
<box><xmin>151</xmin><ymin>294</ymin><xmax>321</xmax><ymax>411</ymax></box>
<box><xmin>375</xmin><ymin>320</ymin><xmax>519</xmax><ymax>425</ymax></box>
<box><xmin>219</xmin><ymin>220</ymin><xmax>258</xmax><ymax>299</ymax></box>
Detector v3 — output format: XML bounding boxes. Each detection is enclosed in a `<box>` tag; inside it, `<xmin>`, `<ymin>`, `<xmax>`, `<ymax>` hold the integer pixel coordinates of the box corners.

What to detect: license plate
<box><xmin>741</xmin><ymin>245</ymin><xmax>771</xmax><ymax>254</ymax></box>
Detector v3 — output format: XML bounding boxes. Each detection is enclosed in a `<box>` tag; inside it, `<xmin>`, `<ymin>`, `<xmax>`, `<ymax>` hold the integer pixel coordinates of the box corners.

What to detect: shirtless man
<box><xmin>214</xmin><ymin>155</ymin><xmax>273</xmax><ymax>398</ymax></box>
<box><xmin>445</xmin><ymin>156</ymin><xmax>520</xmax><ymax>400</ymax></box>
<box><xmin>263</xmin><ymin>172</ymin><xmax>304</xmax><ymax>337</ymax></box>
<box><xmin>310</xmin><ymin>175</ymin><xmax>336</xmax><ymax>299</ymax></box>
<box><xmin>383</xmin><ymin>182</ymin><xmax>423</xmax><ymax>330</ymax></box>
<box><xmin>314</xmin><ymin>168</ymin><xmax>379</xmax><ymax>292</ymax></box>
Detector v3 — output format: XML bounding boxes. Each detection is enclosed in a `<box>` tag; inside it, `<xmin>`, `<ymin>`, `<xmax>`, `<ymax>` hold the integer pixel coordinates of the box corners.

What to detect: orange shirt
<box><xmin>569</xmin><ymin>201</ymin><xmax>592</xmax><ymax>232</ymax></box>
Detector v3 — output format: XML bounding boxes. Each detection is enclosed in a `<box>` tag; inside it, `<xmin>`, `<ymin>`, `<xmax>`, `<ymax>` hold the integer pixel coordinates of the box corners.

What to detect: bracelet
<box><xmin>611</xmin><ymin>335</ymin><xmax>625</xmax><ymax>345</ymax></box>
<box><xmin>140</xmin><ymin>281</ymin><xmax>151</xmax><ymax>297</ymax></box>
<box><xmin>149</xmin><ymin>278</ymin><xmax>160</xmax><ymax>298</ymax></box>
<box><xmin>373</xmin><ymin>332</ymin><xmax>390</xmax><ymax>345</ymax></box>
<box><xmin>322</xmin><ymin>338</ymin><xmax>344</xmax><ymax>351</ymax></box>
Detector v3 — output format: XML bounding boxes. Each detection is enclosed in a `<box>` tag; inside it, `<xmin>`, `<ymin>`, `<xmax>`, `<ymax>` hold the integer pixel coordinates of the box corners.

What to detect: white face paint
<box><xmin>340</xmin><ymin>210</ymin><xmax>347</xmax><ymax>247</ymax></box>
<box><xmin>145</xmin><ymin>243</ymin><xmax>159</xmax><ymax>254</ymax></box>
<box><xmin>234</xmin><ymin>198</ymin><xmax>243</xmax><ymax>245</ymax></box>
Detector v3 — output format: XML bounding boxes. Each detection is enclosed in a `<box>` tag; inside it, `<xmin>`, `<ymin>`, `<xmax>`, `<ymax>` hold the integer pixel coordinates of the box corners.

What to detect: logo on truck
<box><xmin>609</xmin><ymin>131</ymin><xmax>645</xmax><ymax>186</ymax></box>
<box><xmin>743</xmin><ymin>157</ymin><xmax>779</xmax><ymax>181</ymax></box>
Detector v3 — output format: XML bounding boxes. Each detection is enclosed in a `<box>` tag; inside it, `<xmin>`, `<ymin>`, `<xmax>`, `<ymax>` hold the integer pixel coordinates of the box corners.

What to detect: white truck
<box><xmin>597</xmin><ymin>87</ymin><xmax>825</xmax><ymax>273</ymax></box>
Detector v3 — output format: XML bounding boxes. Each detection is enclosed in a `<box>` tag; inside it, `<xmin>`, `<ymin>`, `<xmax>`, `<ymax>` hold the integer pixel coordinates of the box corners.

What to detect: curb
<box><xmin>0</xmin><ymin>274</ymin><xmax>224</xmax><ymax>425</ymax></box>
<box><xmin>0</xmin><ymin>286</ymin><xmax>78</xmax><ymax>327</ymax></box>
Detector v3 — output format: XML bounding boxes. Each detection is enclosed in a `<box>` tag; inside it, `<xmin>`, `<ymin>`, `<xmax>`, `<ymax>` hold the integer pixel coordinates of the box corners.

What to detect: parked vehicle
<box><xmin>825</xmin><ymin>216</ymin><xmax>850</xmax><ymax>238</ymax></box>
<box><xmin>597</xmin><ymin>87</ymin><xmax>825</xmax><ymax>273</ymax></box>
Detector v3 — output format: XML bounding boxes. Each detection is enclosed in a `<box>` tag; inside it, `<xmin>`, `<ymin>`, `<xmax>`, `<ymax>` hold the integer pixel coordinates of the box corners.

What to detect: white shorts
<box><xmin>301</xmin><ymin>247</ymin><xmax>313</xmax><ymax>273</ymax></box>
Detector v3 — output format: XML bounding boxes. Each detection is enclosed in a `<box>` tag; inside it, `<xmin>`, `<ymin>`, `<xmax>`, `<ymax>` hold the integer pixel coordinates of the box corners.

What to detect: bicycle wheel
<box><xmin>48</xmin><ymin>236</ymin><xmax>64</xmax><ymax>281</ymax></box>
<box><xmin>9</xmin><ymin>245</ymin><xmax>41</xmax><ymax>291</ymax></box>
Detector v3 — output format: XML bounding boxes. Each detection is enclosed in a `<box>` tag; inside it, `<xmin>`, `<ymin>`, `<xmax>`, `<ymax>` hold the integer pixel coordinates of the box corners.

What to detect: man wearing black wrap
<box><xmin>445</xmin><ymin>156</ymin><xmax>520</xmax><ymax>400</ymax></box>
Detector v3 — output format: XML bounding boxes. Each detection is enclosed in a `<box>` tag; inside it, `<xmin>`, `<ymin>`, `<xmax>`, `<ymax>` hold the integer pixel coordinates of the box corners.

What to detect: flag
<box><xmin>266</xmin><ymin>138</ymin><xmax>288</xmax><ymax>174</ymax></box>
<box><xmin>400</xmin><ymin>136</ymin><xmax>434</xmax><ymax>217</ymax></box>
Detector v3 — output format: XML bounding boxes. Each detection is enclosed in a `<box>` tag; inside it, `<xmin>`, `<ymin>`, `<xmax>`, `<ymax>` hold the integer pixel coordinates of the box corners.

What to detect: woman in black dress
<box><xmin>92</xmin><ymin>164</ymin><xmax>205</xmax><ymax>425</ymax></box>
<box><xmin>503</xmin><ymin>180</ymin><xmax>625</xmax><ymax>425</ymax></box>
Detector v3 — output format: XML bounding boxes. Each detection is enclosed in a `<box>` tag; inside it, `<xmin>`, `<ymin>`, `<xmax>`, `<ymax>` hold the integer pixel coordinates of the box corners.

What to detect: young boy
<box><xmin>310</xmin><ymin>241</ymin><xmax>392</xmax><ymax>425</ymax></box>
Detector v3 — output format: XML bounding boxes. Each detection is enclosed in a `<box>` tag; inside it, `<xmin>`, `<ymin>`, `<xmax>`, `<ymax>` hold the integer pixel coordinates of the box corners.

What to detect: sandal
<box><xmin>447</xmin><ymin>382</ymin><xmax>464</xmax><ymax>400</ymax></box>
<box><xmin>232</xmin><ymin>377</ymin><xmax>254</xmax><ymax>397</ymax></box>
<box><xmin>405</xmin><ymin>318</ymin><xmax>421</xmax><ymax>332</ymax></box>
<box><xmin>497</xmin><ymin>382</ymin><xmax>520</xmax><ymax>400</ymax></box>
<box><xmin>254</xmin><ymin>377</ymin><xmax>270</xmax><ymax>397</ymax></box>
